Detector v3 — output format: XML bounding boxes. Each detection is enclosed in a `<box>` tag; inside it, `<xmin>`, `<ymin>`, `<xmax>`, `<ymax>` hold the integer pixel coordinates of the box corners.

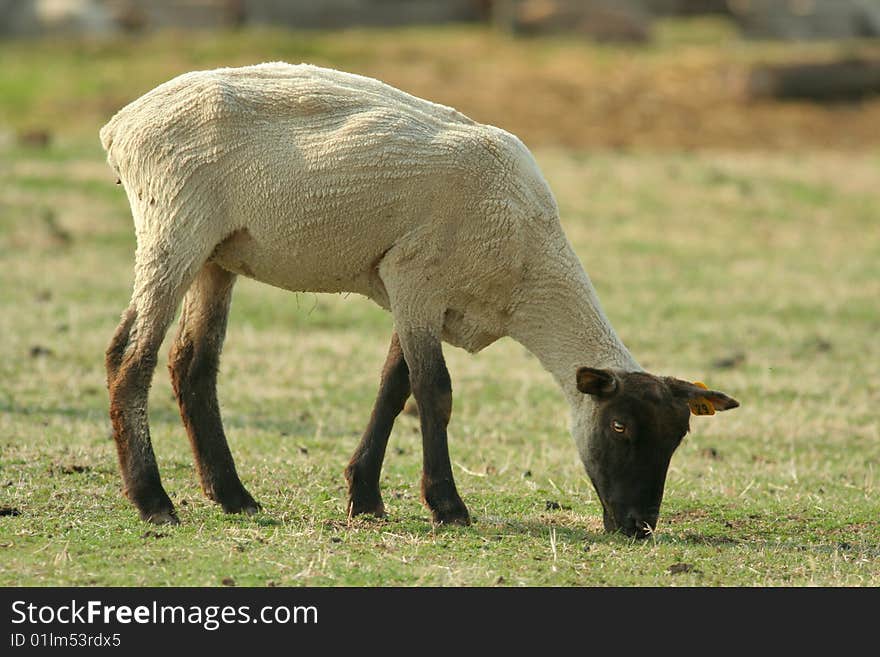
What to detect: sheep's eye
<box><xmin>612</xmin><ymin>420</ymin><xmax>626</xmax><ymax>434</ymax></box>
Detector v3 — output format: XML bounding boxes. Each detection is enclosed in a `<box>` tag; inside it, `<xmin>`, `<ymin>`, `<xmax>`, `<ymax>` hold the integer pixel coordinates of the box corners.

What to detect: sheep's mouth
<box><xmin>600</xmin><ymin>500</ymin><xmax>656</xmax><ymax>539</ymax></box>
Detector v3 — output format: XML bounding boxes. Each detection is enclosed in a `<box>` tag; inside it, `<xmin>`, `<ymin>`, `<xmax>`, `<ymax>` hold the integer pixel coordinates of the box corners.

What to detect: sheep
<box><xmin>101</xmin><ymin>62</ymin><xmax>739</xmax><ymax>536</ymax></box>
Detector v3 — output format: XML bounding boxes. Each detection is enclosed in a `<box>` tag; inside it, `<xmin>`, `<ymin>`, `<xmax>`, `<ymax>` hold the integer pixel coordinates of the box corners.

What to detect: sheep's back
<box><xmin>100</xmin><ymin>64</ymin><xmax>558</xmax><ymax>276</ymax></box>
<box><xmin>100</xmin><ymin>63</ymin><xmax>480</xmax><ymax>179</ymax></box>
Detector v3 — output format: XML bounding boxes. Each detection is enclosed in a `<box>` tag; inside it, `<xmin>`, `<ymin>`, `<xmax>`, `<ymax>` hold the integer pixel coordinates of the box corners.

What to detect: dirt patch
<box><xmin>668</xmin><ymin>562</ymin><xmax>701</xmax><ymax>575</ymax></box>
<box><xmin>544</xmin><ymin>500</ymin><xmax>572</xmax><ymax>511</ymax></box>
<box><xmin>681</xmin><ymin>532</ymin><xmax>739</xmax><ymax>546</ymax></box>
<box><xmin>711</xmin><ymin>352</ymin><xmax>746</xmax><ymax>369</ymax></box>
<box><xmin>141</xmin><ymin>530</ymin><xmax>166</xmax><ymax>539</ymax></box>
<box><xmin>665</xmin><ymin>508</ymin><xmax>713</xmax><ymax>521</ymax></box>
<box><xmin>49</xmin><ymin>463</ymin><xmax>91</xmax><ymax>475</ymax></box>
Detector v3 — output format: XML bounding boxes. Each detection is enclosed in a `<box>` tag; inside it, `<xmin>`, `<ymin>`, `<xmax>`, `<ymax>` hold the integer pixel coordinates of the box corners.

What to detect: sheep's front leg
<box><xmin>398</xmin><ymin>329</ymin><xmax>471</xmax><ymax>526</ymax></box>
<box><xmin>345</xmin><ymin>332</ymin><xmax>410</xmax><ymax>517</ymax></box>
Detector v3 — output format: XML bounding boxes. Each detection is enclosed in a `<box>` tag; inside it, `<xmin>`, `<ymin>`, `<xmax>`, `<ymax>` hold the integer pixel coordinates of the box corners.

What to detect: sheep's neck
<box><xmin>508</xmin><ymin>247</ymin><xmax>640</xmax><ymax>405</ymax></box>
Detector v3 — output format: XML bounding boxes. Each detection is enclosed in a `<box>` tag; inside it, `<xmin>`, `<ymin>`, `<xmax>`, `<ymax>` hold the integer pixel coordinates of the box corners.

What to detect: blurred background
<box><xmin>2</xmin><ymin>0</ymin><xmax>880</xmax><ymax>150</ymax></box>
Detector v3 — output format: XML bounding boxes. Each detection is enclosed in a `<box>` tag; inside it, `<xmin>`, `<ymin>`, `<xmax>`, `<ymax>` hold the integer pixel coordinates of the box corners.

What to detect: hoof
<box><xmin>344</xmin><ymin>465</ymin><xmax>385</xmax><ymax>518</ymax></box>
<box><xmin>347</xmin><ymin>496</ymin><xmax>386</xmax><ymax>519</ymax></box>
<box><xmin>142</xmin><ymin>509</ymin><xmax>179</xmax><ymax>525</ymax></box>
<box><xmin>422</xmin><ymin>477</ymin><xmax>470</xmax><ymax>526</ymax></box>
<box><xmin>240</xmin><ymin>502</ymin><xmax>262</xmax><ymax>516</ymax></box>
<box><xmin>218</xmin><ymin>488</ymin><xmax>262</xmax><ymax>516</ymax></box>
<box><xmin>130</xmin><ymin>486</ymin><xmax>178</xmax><ymax>525</ymax></box>
<box><xmin>226</xmin><ymin>500</ymin><xmax>262</xmax><ymax>516</ymax></box>
<box><xmin>430</xmin><ymin>505</ymin><xmax>472</xmax><ymax>526</ymax></box>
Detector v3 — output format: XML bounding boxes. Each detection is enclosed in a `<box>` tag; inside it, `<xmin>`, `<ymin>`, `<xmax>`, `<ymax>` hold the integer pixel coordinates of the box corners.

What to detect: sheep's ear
<box><xmin>576</xmin><ymin>367</ymin><xmax>619</xmax><ymax>398</ymax></box>
<box><xmin>667</xmin><ymin>378</ymin><xmax>740</xmax><ymax>415</ymax></box>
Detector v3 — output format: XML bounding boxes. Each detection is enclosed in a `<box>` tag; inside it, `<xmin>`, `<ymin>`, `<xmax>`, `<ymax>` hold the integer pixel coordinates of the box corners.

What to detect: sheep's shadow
<box><xmin>465</xmin><ymin>520</ymin><xmax>880</xmax><ymax>558</ymax></box>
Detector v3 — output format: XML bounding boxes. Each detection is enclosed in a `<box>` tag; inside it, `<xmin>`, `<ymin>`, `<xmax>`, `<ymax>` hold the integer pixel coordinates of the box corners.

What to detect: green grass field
<box><xmin>1</xmin><ymin>24</ymin><xmax>878</xmax><ymax>586</ymax></box>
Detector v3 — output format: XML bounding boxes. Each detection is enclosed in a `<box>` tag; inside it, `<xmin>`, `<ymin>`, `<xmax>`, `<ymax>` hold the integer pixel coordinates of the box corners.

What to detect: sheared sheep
<box><xmin>101</xmin><ymin>62</ymin><xmax>739</xmax><ymax>535</ymax></box>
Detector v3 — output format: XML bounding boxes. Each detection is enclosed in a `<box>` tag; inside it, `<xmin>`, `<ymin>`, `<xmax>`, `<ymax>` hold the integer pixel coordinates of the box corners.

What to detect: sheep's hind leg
<box><xmin>396</xmin><ymin>327</ymin><xmax>470</xmax><ymax>526</ymax></box>
<box><xmin>106</xmin><ymin>305</ymin><xmax>179</xmax><ymax>523</ymax></box>
<box><xmin>107</xmin><ymin>261</ymin><xmax>204</xmax><ymax>524</ymax></box>
<box><xmin>106</xmin><ymin>307</ymin><xmax>136</xmax><ymax>384</ymax></box>
<box><xmin>345</xmin><ymin>331</ymin><xmax>410</xmax><ymax>518</ymax></box>
<box><xmin>169</xmin><ymin>262</ymin><xmax>260</xmax><ymax>515</ymax></box>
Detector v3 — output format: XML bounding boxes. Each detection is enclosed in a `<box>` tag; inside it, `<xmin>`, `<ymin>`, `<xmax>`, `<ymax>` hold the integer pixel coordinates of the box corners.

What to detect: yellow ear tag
<box><xmin>688</xmin><ymin>381</ymin><xmax>715</xmax><ymax>416</ymax></box>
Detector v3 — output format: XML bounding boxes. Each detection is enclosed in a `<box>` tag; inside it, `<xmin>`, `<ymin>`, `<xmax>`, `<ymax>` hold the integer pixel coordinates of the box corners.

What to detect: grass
<box><xmin>1</xmin><ymin>23</ymin><xmax>878</xmax><ymax>586</ymax></box>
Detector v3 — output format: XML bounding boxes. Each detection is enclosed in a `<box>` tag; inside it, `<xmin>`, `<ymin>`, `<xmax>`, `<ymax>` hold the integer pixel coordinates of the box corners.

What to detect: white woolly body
<box><xmin>101</xmin><ymin>63</ymin><xmax>636</xmax><ymax>409</ymax></box>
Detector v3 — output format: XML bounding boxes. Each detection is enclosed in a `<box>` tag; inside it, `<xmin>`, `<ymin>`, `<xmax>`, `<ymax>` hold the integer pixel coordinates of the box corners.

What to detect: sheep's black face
<box><xmin>574</xmin><ymin>368</ymin><xmax>739</xmax><ymax>538</ymax></box>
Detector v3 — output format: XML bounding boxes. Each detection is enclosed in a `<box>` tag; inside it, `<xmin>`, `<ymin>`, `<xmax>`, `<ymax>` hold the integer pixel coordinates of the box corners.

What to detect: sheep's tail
<box><xmin>99</xmin><ymin>113</ymin><xmax>128</xmax><ymax>185</ymax></box>
<box><xmin>99</xmin><ymin>117</ymin><xmax>116</xmax><ymax>153</ymax></box>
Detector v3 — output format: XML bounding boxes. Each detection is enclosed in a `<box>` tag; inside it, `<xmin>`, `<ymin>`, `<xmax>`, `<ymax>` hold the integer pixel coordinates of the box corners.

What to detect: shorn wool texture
<box><xmin>100</xmin><ymin>62</ymin><xmax>633</xmax><ymax>381</ymax></box>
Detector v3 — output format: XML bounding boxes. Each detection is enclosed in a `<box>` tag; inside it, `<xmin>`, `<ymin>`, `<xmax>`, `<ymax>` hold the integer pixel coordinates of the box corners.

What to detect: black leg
<box><xmin>168</xmin><ymin>263</ymin><xmax>259</xmax><ymax>514</ymax></box>
<box><xmin>345</xmin><ymin>332</ymin><xmax>410</xmax><ymax>517</ymax></box>
<box><xmin>400</xmin><ymin>331</ymin><xmax>470</xmax><ymax>526</ymax></box>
